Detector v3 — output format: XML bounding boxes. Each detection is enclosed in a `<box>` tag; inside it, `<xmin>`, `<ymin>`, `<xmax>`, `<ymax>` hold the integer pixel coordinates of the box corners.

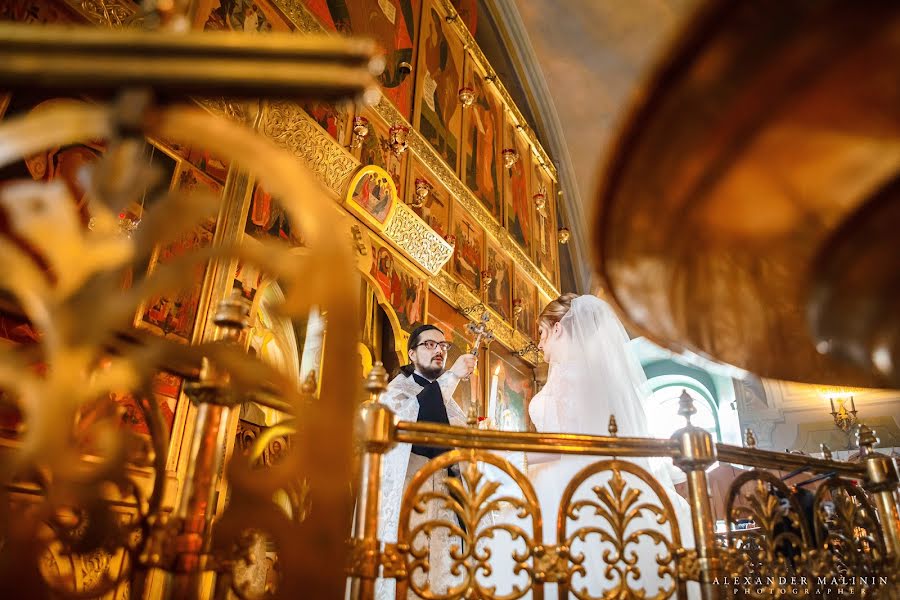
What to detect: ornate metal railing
<box><xmin>349</xmin><ymin>365</ymin><xmax>900</xmax><ymax>600</ymax></box>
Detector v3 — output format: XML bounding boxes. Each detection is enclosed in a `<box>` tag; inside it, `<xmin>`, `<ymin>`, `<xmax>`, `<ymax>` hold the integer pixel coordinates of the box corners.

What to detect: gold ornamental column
<box><xmin>672</xmin><ymin>391</ymin><xmax>721</xmax><ymax>600</ymax></box>
<box><xmin>858</xmin><ymin>425</ymin><xmax>900</xmax><ymax>569</ymax></box>
<box><xmin>350</xmin><ymin>363</ymin><xmax>395</xmax><ymax>600</ymax></box>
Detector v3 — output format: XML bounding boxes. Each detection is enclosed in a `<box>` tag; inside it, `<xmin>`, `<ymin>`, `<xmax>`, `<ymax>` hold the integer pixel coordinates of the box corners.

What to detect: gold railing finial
<box><xmin>608</xmin><ymin>415</ymin><xmax>618</xmax><ymax>437</ymax></box>
<box><xmin>364</xmin><ymin>362</ymin><xmax>389</xmax><ymax>403</ymax></box>
<box><xmin>745</xmin><ymin>427</ymin><xmax>757</xmax><ymax>449</ymax></box>
<box><xmin>467</xmin><ymin>400</ymin><xmax>478</xmax><ymax>428</ymax></box>
<box><xmin>856</xmin><ymin>423</ymin><xmax>879</xmax><ymax>456</ymax></box>
<box><xmin>214</xmin><ymin>287</ymin><xmax>252</xmax><ymax>343</ymax></box>
<box><xmin>677</xmin><ymin>389</ymin><xmax>696</xmax><ymax>426</ymax></box>
<box><xmin>820</xmin><ymin>443</ymin><xmax>833</xmax><ymax>461</ymax></box>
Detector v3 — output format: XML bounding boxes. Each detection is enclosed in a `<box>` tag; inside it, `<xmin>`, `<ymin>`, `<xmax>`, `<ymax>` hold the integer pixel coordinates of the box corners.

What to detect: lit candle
<box><xmin>488</xmin><ymin>365</ymin><xmax>501</xmax><ymax>427</ymax></box>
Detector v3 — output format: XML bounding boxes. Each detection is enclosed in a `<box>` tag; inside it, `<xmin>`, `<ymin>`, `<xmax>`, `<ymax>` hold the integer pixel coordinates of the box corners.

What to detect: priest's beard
<box><xmin>414</xmin><ymin>359</ymin><xmax>444</xmax><ymax>381</ymax></box>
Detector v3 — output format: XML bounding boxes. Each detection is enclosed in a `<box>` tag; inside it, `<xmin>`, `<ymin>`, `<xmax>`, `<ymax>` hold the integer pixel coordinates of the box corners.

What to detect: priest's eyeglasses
<box><xmin>414</xmin><ymin>340</ymin><xmax>452</xmax><ymax>352</ymax></box>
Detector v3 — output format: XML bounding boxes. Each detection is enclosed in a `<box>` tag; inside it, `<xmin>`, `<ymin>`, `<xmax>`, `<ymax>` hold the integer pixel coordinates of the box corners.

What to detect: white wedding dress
<box><xmin>479</xmin><ymin>296</ymin><xmax>697</xmax><ymax>599</ymax></box>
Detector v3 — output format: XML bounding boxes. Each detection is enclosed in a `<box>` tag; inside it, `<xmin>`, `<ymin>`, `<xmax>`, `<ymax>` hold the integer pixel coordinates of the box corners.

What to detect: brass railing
<box><xmin>349</xmin><ymin>366</ymin><xmax>900</xmax><ymax>600</ymax></box>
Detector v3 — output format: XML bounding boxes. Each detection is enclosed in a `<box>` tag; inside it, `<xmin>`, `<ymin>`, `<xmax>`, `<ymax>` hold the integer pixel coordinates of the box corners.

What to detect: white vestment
<box><xmin>377</xmin><ymin>370</ymin><xmax>467</xmax><ymax>599</ymax></box>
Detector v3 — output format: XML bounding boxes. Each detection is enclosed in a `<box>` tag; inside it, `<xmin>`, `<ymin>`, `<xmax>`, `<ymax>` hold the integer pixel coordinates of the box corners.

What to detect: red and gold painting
<box><xmin>195</xmin><ymin>0</ymin><xmax>292</xmax><ymax>32</ymax></box>
<box><xmin>110</xmin><ymin>391</ymin><xmax>177</xmax><ymax>436</ymax></box>
<box><xmin>348</xmin><ymin>165</ymin><xmax>397</xmax><ymax>227</ymax></box>
<box><xmin>245</xmin><ymin>182</ymin><xmax>306</xmax><ymax>246</ymax></box>
<box><xmin>407</xmin><ymin>157</ymin><xmax>450</xmax><ymax>238</ymax></box>
<box><xmin>302</xmin><ymin>100</ymin><xmax>351</xmax><ymax>146</ymax></box>
<box><xmin>303</xmin><ymin>0</ymin><xmax>422</xmax><ymax>120</ymax></box>
<box><xmin>414</xmin><ymin>0</ymin><xmax>463</xmax><ymax>171</ymax></box>
<box><xmin>461</xmin><ymin>57</ymin><xmax>502</xmax><ymax>222</ymax></box>
<box><xmin>531</xmin><ymin>162</ymin><xmax>558</xmax><ymax>286</ymax></box>
<box><xmin>428</xmin><ymin>294</ymin><xmax>482</xmax><ymax>415</ymax></box>
<box><xmin>152</xmin><ymin>371</ymin><xmax>184</xmax><ymax>399</ymax></box>
<box><xmin>513</xmin><ymin>269</ymin><xmax>537</xmax><ymax>340</ymax></box>
<box><xmin>449</xmin><ymin>200</ymin><xmax>483</xmax><ymax>292</ymax></box>
<box><xmin>369</xmin><ymin>241</ymin><xmax>427</xmax><ymax>333</ymax></box>
<box><xmin>356</xmin><ymin>111</ymin><xmax>408</xmax><ymax>200</ymax></box>
<box><xmin>485</xmin><ymin>238</ymin><xmax>512</xmax><ymax>321</ymax></box>
<box><xmin>139</xmin><ymin>164</ymin><xmax>220</xmax><ymax>342</ymax></box>
<box><xmin>486</xmin><ymin>344</ymin><xmax>535</xmax><ymax>432</ymax></box>
<box><xmin>503</xmin><ymin>120</ymin><xmax>532</xmax><ymax>255</ymax></box>
<box><xmin>0</xmin><ymin>0</ymin><xmax>78</xmax><ymax>25</ymax></box>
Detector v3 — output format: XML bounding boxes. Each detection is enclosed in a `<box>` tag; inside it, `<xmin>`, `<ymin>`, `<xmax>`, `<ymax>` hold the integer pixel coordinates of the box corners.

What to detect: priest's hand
<box><xmin>449</xmin><ymin>353</ymin><xmax>476</xmax><ymax>379</ymax></box>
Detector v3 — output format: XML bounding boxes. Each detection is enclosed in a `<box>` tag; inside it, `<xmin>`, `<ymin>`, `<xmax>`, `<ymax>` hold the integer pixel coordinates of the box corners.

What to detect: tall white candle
<box><xmin>488</xmin><ymin>365</ymin><xmax>501</xmax><ymax>427</ymax></box>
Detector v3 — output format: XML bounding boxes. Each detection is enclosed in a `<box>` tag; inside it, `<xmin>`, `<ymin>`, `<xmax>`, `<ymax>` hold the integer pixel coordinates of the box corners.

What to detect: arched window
<box><xmin>644</xmin><ymin>379</ymin><xmax>719</xmax><ymax>440</ymax></box>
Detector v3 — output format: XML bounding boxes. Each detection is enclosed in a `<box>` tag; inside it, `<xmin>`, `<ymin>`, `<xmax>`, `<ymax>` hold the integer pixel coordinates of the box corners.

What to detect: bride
<box><xmin>480</xmin><ymin>294</ymin><xmax>697</xmax><ymax>599</ymax></box>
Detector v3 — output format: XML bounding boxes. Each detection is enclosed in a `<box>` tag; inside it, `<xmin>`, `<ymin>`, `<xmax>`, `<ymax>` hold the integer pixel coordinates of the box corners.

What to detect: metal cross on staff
<box><xmin>466</xmin><ymin>311</ymin><xmax>494</xmax><ymax>355</ymax></box>
<box><xmin>462</xmin><ymin>312</ymin><xmax>493</xmax><ymax>383</ymax></box>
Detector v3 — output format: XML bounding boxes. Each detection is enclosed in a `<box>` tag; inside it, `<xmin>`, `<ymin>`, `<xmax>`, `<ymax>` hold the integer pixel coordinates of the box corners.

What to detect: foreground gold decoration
<box><xmin>0</xmin><ymin>45</ymin><xmax>368</xmax><ymax>594</ymax></box>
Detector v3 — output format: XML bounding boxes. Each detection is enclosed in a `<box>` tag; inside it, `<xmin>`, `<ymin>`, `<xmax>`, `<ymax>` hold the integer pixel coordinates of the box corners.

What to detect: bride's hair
<box><xmin>538</xmin><ymin>292</ymin><xmax>579</xmax><ymax>327</ymax></box>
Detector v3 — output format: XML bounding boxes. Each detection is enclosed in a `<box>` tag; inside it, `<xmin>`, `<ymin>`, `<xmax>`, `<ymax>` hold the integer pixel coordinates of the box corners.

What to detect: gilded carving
<box><xmin>263</xmin><ymin>101</ymin><xmax>359</xmax><ymax>196</ymax></box>
<box><xmin>383</xmin><ymin>204</ymin><xmax>454</xmax><ymax>275</ymax></box>
<box><xmin>64</xmin><ymin>0</ymin><xmax>135</xmax><ymax>27</ymax></box>
<box><xmin>271</xmin><ymin>0</ymin><xmax>328</xmax><ymax>35</ymax></box>
<box><xmin>196</xmin><ymin>98</ymin><xmax>251</xmax><ymax>125</ymax></box>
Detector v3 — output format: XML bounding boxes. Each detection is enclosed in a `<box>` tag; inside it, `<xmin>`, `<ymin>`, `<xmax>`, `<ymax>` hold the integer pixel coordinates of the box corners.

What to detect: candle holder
<box><xmin>501</xmin><ymin>148</ymin><xmax>519</xmax><ymax>169</ymax></box>
<box><xmin>411</xmin><ymin>177</ymin><xmax>431</xmax><ymax>208</ymax></box>
<box><xmin>480</xmin><ymin>269</ymin><xmax>493</xmax><ymax>294</ymax></box>
<box><xmin>388</xmin><ymin>124</ymin><xmax>409</xmax><ymax>156</ymax></box>
<box><xmin>830</xmin><ymin>396</ymin><xmax>859</xmax><ymax>432</ymax></box>
<box><xmin>512</xmin><ymin>298</ymin><xmax>523</xmax><ymax>327</ymax></box>
<box><xmin>558</xmin><ymin>227</ymin><xmax>571</xmax><ymax>245</ymax></box>
<box><xmin>350</xmin><ymin>115</ymin><xmax>369</xmax><ymax>149</ymax></box>
<box><xmin>458</xmin><ymin>86</ymin><xmax>476</xmax><ymax>108</ymax></box>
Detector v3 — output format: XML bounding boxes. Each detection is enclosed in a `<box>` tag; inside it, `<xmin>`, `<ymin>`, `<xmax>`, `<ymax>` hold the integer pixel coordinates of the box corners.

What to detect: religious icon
<box><xmin>532</xmin><ymin>163</ymin><xmax>558</xmax><ymax>286</ymax></box>
<box><xmin>485</xmin><ymin>240</ymin><xmax>512</xmax><ymax>320</ymax></box>
<box><xmin>350</xmin><ymin>167</ymin><xmax>396</xmax><ymax>225</ymax></box>
<box><xmin>245</xmin><ymin>182</ymin><xmax>305</xmax><ymax>246</ymax></box>
<box><xmin>152</xmin><ymin>372</ymin><xmax>183</xmax><ymax>399</ymax></box>
<box><xmin>196</xmin><ymin>0</ymin><xmax>291</xmax><ymax>32</ymax></box>
<box><xmin>140</xmin><ymin>163</ymin><xmax>220</xmax><ymax>342</ymax></box>
<box><xmin>408</xmin><ymin>158</ymin><xmax>450</xmax><ymax>237</ymax></box>
<box><xmin>449</xmin><ymin>201</ymin><xmax>483</xmax><ymax>291</ymax></box>
<box><xmin>370</xmin><ymin>244</ymin><xmax>426</xmax><ymax>333</ymax></box>
<box><xmin>513</xmin><ymin>269</ymin><xmax>537</xmax><ymax>339</ymax></box>
<box><xmin>504</xmin><ymin>121</ymin><xmax>532</xmax><ymax>254</ymax></box>
<box><xmin>414</xmin><ymin>0</ymin><xmax>463</xmax><ymax>170</ymax></box>
<box><xmin>486</xmin><ymin>347</ymin><xmax>534</xmax><ymax>432</ymax></box>
<box><xmin>302</xmin><ymin>100</ymin><xmax>351</xmax><ymax>146</ymax></box>
<box><xmin>462</xmin><ymin>59</ymin><xmax>502</xmax><ymax>222</ymax></box>
<box><xmin>303</xmin><ymin>0</ymin><xmax>422</xmax><ymax>119</ymax></box>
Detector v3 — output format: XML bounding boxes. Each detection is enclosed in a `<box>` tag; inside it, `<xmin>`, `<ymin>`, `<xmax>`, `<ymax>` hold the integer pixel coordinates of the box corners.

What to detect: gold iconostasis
<box><xmin>0</xmin><ymin>0</ymin><xmax>562</xmax><ymax>441</ymax></box>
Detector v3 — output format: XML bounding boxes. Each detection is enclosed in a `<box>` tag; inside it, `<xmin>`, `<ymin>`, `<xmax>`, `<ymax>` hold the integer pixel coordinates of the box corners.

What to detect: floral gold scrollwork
<box><xmin>63</xmin><ymin>0</ymin><xmax>136</xmax><ymax>27</ymax></box>
<box><xmin>270</xmin><ymin>0</ymin><xmax>329</xmax><ymax>34</ymax></box>
<box><xmin>558</xmin><ymin>460</ymin><xmax>683</xmax><ymax>600</ymax></box>
<box><xmin>383</xmin><ymin>204</ymin><xmax>454</xmax><ymax>275</ymax></box>
<box><xmin>395</xmin><ymin>449</ymin><xmax>541</xmax><ymax>600</ymax></box>
<box><xmin>197</xmin><ymin>98</ymin><xmax>252</xmax><ymax>125</ymax></box>
<box><xmin>262</xmin><ymin>101</ymin><xmax>358</xmax><ymax>196</ymax></box>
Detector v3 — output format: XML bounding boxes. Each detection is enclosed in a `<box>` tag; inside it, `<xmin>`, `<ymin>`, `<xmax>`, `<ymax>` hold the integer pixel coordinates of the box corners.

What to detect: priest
<box><xmin>377</xmin><ymin>324</ymin><xmax>476</xmax><ymax>599</ymax></box>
